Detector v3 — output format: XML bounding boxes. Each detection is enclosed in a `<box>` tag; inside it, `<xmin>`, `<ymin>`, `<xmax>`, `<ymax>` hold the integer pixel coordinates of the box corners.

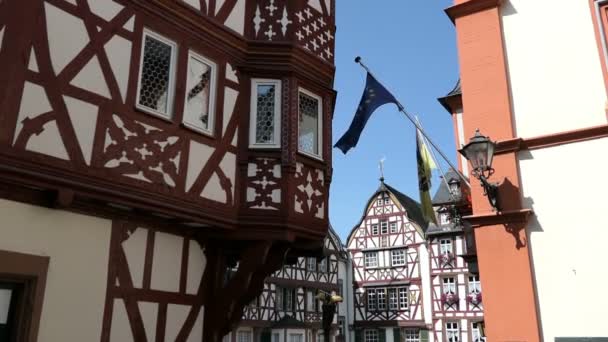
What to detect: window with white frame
<box><xmin>237</xmin><ymin>331</ymin><xmax>252</xmax><ymax>342</ymax></box>
<box><xmin>391</xmin><ymin>249</ymin><xmax>406</xmax><ymax>266</ymax></box>
<box><xmin>398</xmin><ymin>287</ymin><xmax>408</xmax><ymax>309</ymax></box>
<box><xmin>137</xmin><ymin>30</ymin><xmax>177</xmax><ymax>118</ymax></box>
<box><xmin>440</xmin><ymin>239</ymin><xmax>453</xmax><ymax>255</ymax></box>
<box><xmin>439</xmin><ymin>212</ymin><xmax>450</xmax><ymax>225</ymax></box>
<box><xmin>371</xmin><ymin>224</ymin><xmax>379</xmax><ymax>235</ymax></box>
<box><xmin>250</xmin><ymin>79</ymin><xmax>281</xmax><ymax>147</ymax></box>
<box><xmin>404</xmin><ymin>329</ymin><xmax>420</xmax><ymax>342</ymax></box>
<box><xmin>364</xmin><ymin>252</ymin><xmax>378</xmax><ymax>268</ymax></box>
<box><xmin>446</xmin><ymin>322</ymin><xmax>459</xmax><ymax>342</ymax></box>
<box><xmin>384</xmin><ymin>196</ymin><xmax>390</xmax><ymax>204</ymax></box>
<box><xmin>388</xmin><ymin>288</ymin><xmax>398</xmax><ymax>310</ymax></box>
<box><xmin>469</xmin><ymin>275</ymin><xmax>481</xmax><ymax>294</ymax></box>
<box><xmin>319</xmin><ymin>258</ymin><xmax>327</xmax><ymax>273</ymax></box>
<box><xmin>377</xmin><ymin>288</ymin><xmax>386</xmax><ymax>310</ymax></box>
<box><xmin>289</xmin><ymin>333</ymin><xmax>303</xmax><ymax>342</ymax></box>
<box><xmin>377</xmin><ymin>198</ymin><xmax>383</xmax><ymax>206</ymax></box>
<box><xmin>298</xmin><ymin>89</ymin><xmax>322</xmax><ymax>158</ymax></box>
<box><xmin>365</xmin><ymin>329</ymin><xmax>378</xmax><ymax>342</ymax></box>
<box><xmin>306</xmin><ymin>289</ymin><xmax>315</xmax><ymax>311</ymax></box>
<box><xmin>366</xmin><ymin>288</ymin><xmax>377</xmax><ymax>311</ymax></box>
<box><xmin>471</xmin><ymin>322</ymin><xmax>485</xmax><ymax>342</ymax></box>
<box><xmin>443</xmin><ymin>277</ymin><xmax>456</xmax><ymax>294</ymax></box>
<box><xmin>389</xmin><ymin>222</ymin><xmax>397</xmax><ymax>233</ymax></box>
<box><xmin>380</xmin><ymin>236</ymin><xmax>388</xmax><ymax>247</ymax></box>
<box><xmin>380</xmin><ymin>220</ymin><xmax>388</xmax><ymax>234</ymax></box>
<box><xmin>183</xmin><ymin>51</ymin><xmax>217</xmax><ymax>134</ymax></box>
<box><xmin>307</xmin><ymin>257</ymin><xmax>316</xmax><ymax>272</ymax></box>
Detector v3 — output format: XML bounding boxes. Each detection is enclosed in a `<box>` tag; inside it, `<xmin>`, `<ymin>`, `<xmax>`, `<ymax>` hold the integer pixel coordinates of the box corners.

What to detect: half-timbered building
<box><xmin>228</xmin><ymin>226</ymin><xmax>351</xmax><ymax>342</ymax></box>
<box><xmin>426</xmin><ymin>169</ymin><xmax>484</xmax><ymax>342</ymax></box>
<box><xmin>0</xmin><ymin>0</ymin><xmax>336</xmax><ymax>341</ymax></box>
<box><xmin>346</xmin><ymin>179</ymin><xmax>433</xmax><ymax>342</ymax></box>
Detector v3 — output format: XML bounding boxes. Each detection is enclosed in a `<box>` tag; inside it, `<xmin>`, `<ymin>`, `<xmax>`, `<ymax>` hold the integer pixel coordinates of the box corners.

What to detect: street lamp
<box><xmin>316</xmin><ymin>290</ymin><xmax>343</xmax><ymax>342</ymax></box>
<box><xmin>459</xmin><ymin>129</ymin><xmax>500</xmax><ymax>211</ymax></box>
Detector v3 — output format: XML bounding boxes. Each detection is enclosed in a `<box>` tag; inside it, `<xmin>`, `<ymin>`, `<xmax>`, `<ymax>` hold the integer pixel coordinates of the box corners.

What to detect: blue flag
<box><xmin>334</xmin><ymin>72</ymin><xmax>399</xmax><ymax>154</ymax></box>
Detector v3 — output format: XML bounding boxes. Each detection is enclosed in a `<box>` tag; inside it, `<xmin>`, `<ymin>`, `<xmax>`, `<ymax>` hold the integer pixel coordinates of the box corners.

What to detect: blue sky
<box><xmin>329</xmin><ymin>0</ymin><xmax>460</xmax><ymax>241</ymax></box>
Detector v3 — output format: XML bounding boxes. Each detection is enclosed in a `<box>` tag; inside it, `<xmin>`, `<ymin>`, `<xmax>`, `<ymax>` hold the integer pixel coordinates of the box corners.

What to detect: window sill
<box><xmin>181</xmin><ymin>122</ymin><xmax>215</xmax><ymax>138</ymax></box>
<box><xmin>297</xmin><ymin>150</ymin><xmax>324</xmax><ymax>162</ymax></box>
<box><xmin>249</xmin><ymin>143</ymin><xmax>281</xmax><ymax>149</ymax></box>
<box><xmin>135</xmin><ymin>104</ymin><xmax>174</xmax><ymax>123</ymax></box>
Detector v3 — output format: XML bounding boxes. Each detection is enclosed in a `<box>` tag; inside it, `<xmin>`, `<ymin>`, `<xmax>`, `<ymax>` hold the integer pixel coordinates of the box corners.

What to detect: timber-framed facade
<box><xmin>0</xmin><ymin>0</ymin><xmax>336</xmax><ymax>341</ymax></box>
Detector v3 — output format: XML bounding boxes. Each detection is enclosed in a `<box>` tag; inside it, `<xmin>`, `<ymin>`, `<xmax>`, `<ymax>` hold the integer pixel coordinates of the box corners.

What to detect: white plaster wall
<box><xmin>419</xmin><ymin>244</ymin><xmax>433</xmax><ymax>326</ymax></box>
<box><xmin>0</xmin><ymin>199</ymin><xmax>111</xmax><ymax>341</ymax></box>
<box><xmin>518</xmin><ymin>138</ymin><xmax>608</xmax><ymax>340</ymax></box>
<box><xmin>502</xmin><ymin>0</ymin><xmax>607</xmax><ymax>137</ymax></box>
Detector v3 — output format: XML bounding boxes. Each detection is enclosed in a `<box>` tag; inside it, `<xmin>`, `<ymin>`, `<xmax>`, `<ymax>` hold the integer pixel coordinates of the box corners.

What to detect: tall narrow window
<box><xmin>371</xmin><ymin>224</ymin><xmax>379</xmax><ymax>235</ymax></box>
<box><xmin>250</xmin><ymin>79</ymin><xmax>281</xmax><ymax>148</ymax></box>
<box><xmin>183</xmin><ymin>51</ymin><xmax>217</xmax><ymax>134</ymax></box>
<box><xmin>298</xmin><ymin>89</ymin><xmax>323</xmax><ymax>159</ymax></box>
<box><xmin>319</xmin><ymin>258</ymin><xmax>327</xmax><ymax>273</ymax></box>
<box><xmin>366</xmin><ymin>288</ymin><xmax>377</xmax><ymax>311</ymax></box>
<box><xmin>380</xmin><ymin>220</ymin><xmax>388</xmax><ymax>234</ymax></box>
<box><xmin>471</xmin><ymin>322</ymin><xmax>485</xmax><ymax>342</ymax></box>
<box><xmin>398</xmin><ymin>287</ymin><xmax>408</xmax><ymax>309</ymax></box>
<box><xmin>289</xmin><ymin>333</ymin><xmax>303</xmax><ymax>342</ymax></box>
<box><xmin>389</xmin><ymin>222</ymin><xmax>397</xmax><ymax>233</ymax></box>
<box><xmin>446</xmin><ymin>322</ymin><xmax>459</xmax><ymax>342</ymax></box>
<box><xmin>388</xmin><ymin>288</ymin><xmax>398</xmax><ymax>310</ymax></box>
<box><xmin>364</xmin><ymin>252</ymin><xmax>378</xmax><ymax>268</ymax></box>
<box><xmin>275</xmin><ymin>286</ymin><xmax>283</xmax><ymax>310</ymax></box>
<box><xmin>377</xmin><ymin>288</ymin><xmax>386</xmax><ymax>310</ymax></box>
<box><xmin>137</xmin><ymin>30</ymin><xmax>177</xmax><ymax>118</ymax></box>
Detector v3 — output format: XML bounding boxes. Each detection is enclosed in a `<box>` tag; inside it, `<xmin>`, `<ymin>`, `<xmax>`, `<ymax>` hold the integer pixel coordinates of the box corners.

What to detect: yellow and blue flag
<box><xmin>417</xmin><ymin>129</ymin><xmax>437</xmax><ymax>224</ymax></box>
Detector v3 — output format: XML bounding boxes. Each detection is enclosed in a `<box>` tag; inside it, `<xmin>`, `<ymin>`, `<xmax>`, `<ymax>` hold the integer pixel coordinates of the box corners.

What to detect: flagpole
<box><xmin>354</xmin><ymin>56</ymin><xmax>471</xmax><ymax>188</ymax></box>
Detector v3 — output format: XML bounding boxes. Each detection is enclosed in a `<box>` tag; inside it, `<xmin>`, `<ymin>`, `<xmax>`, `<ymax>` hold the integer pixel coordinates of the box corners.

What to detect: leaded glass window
<box><xmin>298</xmin><ymin>89</ymin><xmax>322</xmax><ymax>158</ymax></box>
<box><xmin>250</xmin><ymin>79</ymin><xmax>281</xmax><ymax>147</ymax></box>
<box><xmin>137</xmin><ymin>30</ymin><xmax>176</xmax><ymax>117</ymax></box>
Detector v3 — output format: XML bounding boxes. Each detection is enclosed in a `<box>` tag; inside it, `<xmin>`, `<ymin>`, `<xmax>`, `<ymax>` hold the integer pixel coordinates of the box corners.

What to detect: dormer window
<box><xmin>250</xmin><ymin>79</ymin><xmax>281</xmax><ymax>148</ymax></box>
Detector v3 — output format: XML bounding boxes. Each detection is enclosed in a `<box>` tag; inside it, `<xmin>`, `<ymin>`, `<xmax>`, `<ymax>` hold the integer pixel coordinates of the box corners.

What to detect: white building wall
<box><xmin>518</xmin><ymin>138</ymin><xmax>608</xmax><ymax>340</ymax></box>
<box><xmin>502</xmin><ymin>0</ymin><xmax>607</xmax><ymax>138</ymax></box>
<box><xmin>0</xmin><ymin>199</ymin><xmax>111</xmax><ymax>342</ymax></box>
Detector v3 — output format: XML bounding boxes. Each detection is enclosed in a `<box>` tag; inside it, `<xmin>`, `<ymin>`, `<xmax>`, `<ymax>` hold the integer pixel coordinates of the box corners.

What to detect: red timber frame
<box><xmin>0</xmin><ymin>0</ymin><xmax>336</xmax><ymax>341</ymax></box>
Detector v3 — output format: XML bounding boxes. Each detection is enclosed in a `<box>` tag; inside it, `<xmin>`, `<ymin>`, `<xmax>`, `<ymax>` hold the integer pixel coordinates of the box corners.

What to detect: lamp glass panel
<box><xmin>465</xmin><ymin>141</ymin><xmax>489</xmax><ymax>170</ymax></box>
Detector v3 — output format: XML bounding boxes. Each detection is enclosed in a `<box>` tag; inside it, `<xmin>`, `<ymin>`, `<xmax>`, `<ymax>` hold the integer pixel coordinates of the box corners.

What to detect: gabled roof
<box><xmin>346</xmin><ymin>179</ymin><xmax>428</xmax><ymax>245</ymax></box>
<box><xmin>437</xmin><ymin>79</ymin><xmax>462</xmax><ymax>113</ymax></box>
<box><xmin>432</xmin><ymin>168</ymin><xmax>470</xmax><ymax>206</ymax></box>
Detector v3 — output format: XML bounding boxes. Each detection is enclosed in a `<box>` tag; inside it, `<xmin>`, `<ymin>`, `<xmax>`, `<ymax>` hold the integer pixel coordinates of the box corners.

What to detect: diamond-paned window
<box><xmin>298</xmin><ymin>89</ymin><xmax>322</xmax><ymax>158</ymax></box>
<box><xmin>137</xmin><ymin>31</ymin><xmax>176</xmax><ymax>117</ymax></box>
<box><xmin>256</xmin><ymin>85</ymin><xmax>275</xmax><ymax>143</ymax></box>
<box><xmin>250</xmin><ymin>79</ymin><xmax>281</xmax><ymax>148</ymax></box>
<box><xmin>183</xmin><ymin>51</ymin><xmax>217</xmax><ymax>134</ymax></box>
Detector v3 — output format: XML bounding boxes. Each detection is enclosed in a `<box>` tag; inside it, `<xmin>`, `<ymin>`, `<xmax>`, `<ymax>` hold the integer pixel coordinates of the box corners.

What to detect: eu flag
<box><xmin>334</xmin><ymin>72</ymin><xmax>399</xmax><ymax>154</ymax></box>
